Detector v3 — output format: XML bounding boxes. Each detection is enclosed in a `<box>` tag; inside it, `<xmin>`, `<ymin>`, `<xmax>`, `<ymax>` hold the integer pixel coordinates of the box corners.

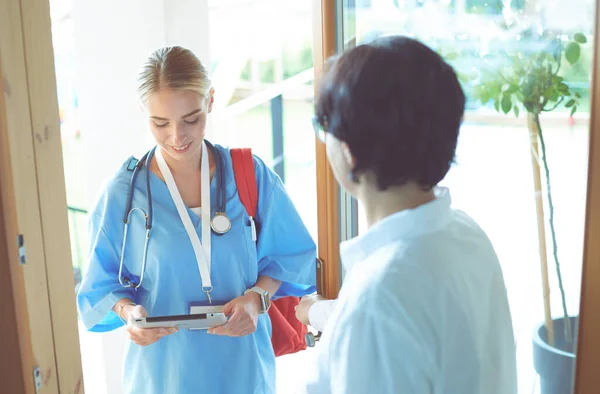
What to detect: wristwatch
<box><xmin>244</xmin><ymin>286</ymin><xmax>271</xmax><ymax>314</ymax></box>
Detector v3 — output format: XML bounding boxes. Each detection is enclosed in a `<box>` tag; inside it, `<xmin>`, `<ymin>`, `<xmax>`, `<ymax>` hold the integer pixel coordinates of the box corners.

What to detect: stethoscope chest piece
<box><xmin>211</xmin><ymin>212</ymin><xmax>231</xmax><ymax>235</ymax></box>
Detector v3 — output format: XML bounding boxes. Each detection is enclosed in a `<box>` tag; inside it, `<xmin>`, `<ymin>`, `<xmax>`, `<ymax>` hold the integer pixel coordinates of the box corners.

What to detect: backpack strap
<box><xmin>231</xmin><ymin>147</ymin><xmax>309</xmax><ymax>357</ymax></box>
<box><xmin>231</xmin><ymin>148</ymin><xmax>258</xmax><ymax>241</ymax></box>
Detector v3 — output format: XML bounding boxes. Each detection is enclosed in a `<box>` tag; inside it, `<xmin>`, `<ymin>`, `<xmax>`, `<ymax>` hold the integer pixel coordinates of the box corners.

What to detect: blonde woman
<box><xmin>77</xmin><ymin>46</ymin><xmax>316</xmax><ymax>394</ymax></box>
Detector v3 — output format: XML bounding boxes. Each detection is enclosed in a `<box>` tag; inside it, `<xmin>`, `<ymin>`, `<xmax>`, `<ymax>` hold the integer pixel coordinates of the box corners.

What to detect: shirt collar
<box><xmin>340</xmin><ymin>187</ymin><xmax>453</xmax><ymax>272</ymax></box>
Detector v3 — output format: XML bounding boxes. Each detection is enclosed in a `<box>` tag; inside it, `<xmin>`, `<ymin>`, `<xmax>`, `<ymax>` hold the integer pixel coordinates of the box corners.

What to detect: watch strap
<box><xmin>245</xmin><ymin>286</ymin><xmax>270</xmax><ymax>313</ymax></box>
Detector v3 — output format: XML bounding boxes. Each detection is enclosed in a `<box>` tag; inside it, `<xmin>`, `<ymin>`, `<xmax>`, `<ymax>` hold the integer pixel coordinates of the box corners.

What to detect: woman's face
<box><xmin>144</xmin><ymin>88</ymin><xmax>214</xmax><ymax>163</ymax></box>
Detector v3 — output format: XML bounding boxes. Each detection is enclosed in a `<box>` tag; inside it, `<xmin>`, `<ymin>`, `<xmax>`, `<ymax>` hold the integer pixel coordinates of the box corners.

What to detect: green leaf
<box><xmin>506</xmin><ymin>84</ymin><xmax>519</xmax><ymax>93</ymax></box>
<box><xmin>565</xmin><ymin>42</ymin><xmax>581</xmax><ymax>65</ymax></box>
<box><xmin>575</xmin><ymin>92</ymin><xmax>582</xmax><ymax>99</ymax></box>
<box><xmin>574</xmin><ymin>33</ymin><xmax>587</xmax><ymax>44</ymax></box>
<box><xmin>552</xmin><ymin>75</ymin><xmax>565</xmax><ymax>84</ymax></box>
<box><xmin>458</xmin><ymin>70</ymin><xmax>477</xmax><ymax>84</ymax></box>
<box><xmin>445</xmin><ymin>52</ymin><xmax>459</xmax><ymax>61</ymax></box>
<box><xmin>480</xmin><ymin>90</ymin><xmax>491</xmax><ymax>105</ymax></box>
<box><xmin>513</xmin><ymin>105</ymin><xmax>520</xmax><ymax>118</ymax></box>
<box><xmin>494</xmin><ymin>98</ymin><xmax>500</xmax><ymax>112</ymax></box>
<box><xmin>474</xmin><ymin>85</ymin><xmax>491</xmax><ymax>105</ymax></box>
<box><xmin>557</xmin><ymin>83</ymin><xmax>570</xmax><ymax>93</ymax></box>
<box><xmin>474</xmin><ymin>85</ymin><xmax>485</xmax><ymax>102</ymax></box>
<box><xmin>570</xmin><ymin>105</ymin><xmax>577</xmax><ymax>117</ymax></box>
<box><xmin>489</xmin><ymin>83</ymin><xmax>502</xmax><ymax>98</ymax></box>
<box><xmin>501</xmin><ymin>94</ymin><xmax>512</xmax><ymax>114</ymax></box>
<box><xmin>565</xmin><ymin>99</ymin><xmax>576</xmax><ymax>107</ymax></box>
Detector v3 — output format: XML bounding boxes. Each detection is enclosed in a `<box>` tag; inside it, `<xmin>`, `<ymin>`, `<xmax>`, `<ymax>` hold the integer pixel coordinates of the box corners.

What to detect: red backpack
<box><xmin>230</xmin><ymin>148</ymin><xmax>308</xmax><ymax>357</ymax></box>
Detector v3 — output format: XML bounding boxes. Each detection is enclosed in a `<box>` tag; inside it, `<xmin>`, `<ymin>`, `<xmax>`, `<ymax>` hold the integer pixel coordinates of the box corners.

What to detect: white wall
<box><xmin>72</xmin><ymin>2</ymin><xmax>210</xmax><ymax>393</ymax></box>
<box><xmin>74</xmin><ymin>0</ymin><xmax>211</xmax><ymax>206</ymax></box>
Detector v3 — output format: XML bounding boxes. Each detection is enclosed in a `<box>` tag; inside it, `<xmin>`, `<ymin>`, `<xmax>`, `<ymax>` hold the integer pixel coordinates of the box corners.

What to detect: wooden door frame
<box><xmin>575</xmin><ymin>2</ymin><xmax>600</xmax><ymax>392</ymax></box>
<box><xmin>313</xmin><ymin>0</ymin><xmax>343</xmax><ymax>299</ymax></box>
<box><xmin>1</xmin><ymin>0</ymin><xmax>83</xmax><ymax>392</ymax></box>
<box><xmin>0</xmin><ymin>50</ymin><xmax>36</xmax><ymax>394</ymax></box>
<box><xmin>19</xmin><ymin>0</ymin><xmax>84</xmax><ymax>389</ymax></box>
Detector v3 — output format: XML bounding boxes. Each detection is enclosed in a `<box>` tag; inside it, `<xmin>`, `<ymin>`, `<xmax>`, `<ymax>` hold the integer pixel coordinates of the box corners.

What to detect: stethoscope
<box><xmin>118</xmin><ymin>140</ymin><xmax>230</xmax><ymax>289</ymax></box>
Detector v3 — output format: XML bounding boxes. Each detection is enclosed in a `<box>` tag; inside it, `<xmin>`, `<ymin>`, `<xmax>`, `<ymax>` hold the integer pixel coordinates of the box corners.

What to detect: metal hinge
<box><xmin>33</xmin><ymin>366</ymin><xmax>42</xmax><ymax>393</ymax></box>
<box><xmin>17</xmin><ymin>234</ymin><xmax>26</xmax><ymax>264</ymax></box>
<box><xmin>316</xmin><ymin>257</ymin><xmax>324</xmax><ymax>295</ymax></box>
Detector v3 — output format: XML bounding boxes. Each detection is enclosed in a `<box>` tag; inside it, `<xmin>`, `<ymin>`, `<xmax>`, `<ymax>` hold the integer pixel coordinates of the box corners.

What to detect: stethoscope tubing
<box><xmin>118</xmin><ymin>141</ymin><xmax>227</xmax><ymax>289</ymax></box>
<box><xmin>123</xmin><ymin>141</ymin><xmax>225</xmax><ymax>230</ymax></box>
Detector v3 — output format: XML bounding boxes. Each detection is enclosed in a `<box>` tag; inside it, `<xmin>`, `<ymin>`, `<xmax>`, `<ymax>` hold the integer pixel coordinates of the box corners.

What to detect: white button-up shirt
<box><xmin>308</xmin><ymin>299</ymin><xmax>337</xmax><ymax>332</ymax></box>
<box><xmin>301</xmin><ymin>188</ymin><xmax>517</xmax><ymax>394</ymax></box>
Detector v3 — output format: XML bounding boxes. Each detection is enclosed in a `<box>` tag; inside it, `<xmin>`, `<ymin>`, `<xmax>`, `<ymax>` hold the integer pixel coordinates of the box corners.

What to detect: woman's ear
<box><xmin>341</xmin><ymin>142</ymin><xmax>355</xmax><ymax>168</ymax></box>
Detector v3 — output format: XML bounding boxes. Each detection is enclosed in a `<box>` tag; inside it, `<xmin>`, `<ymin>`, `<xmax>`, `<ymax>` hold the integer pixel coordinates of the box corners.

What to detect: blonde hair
<box><xmin>136</xmin><ymin>46</ymin><xmax>212</xmax><ymax>102</ymax></box>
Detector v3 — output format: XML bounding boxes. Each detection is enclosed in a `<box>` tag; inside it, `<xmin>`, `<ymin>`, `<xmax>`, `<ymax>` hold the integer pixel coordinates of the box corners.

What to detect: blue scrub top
<box><xmin>77</xmin><ymin>144</ymin><xmax>317</xmax><ymax>394</ymax></box>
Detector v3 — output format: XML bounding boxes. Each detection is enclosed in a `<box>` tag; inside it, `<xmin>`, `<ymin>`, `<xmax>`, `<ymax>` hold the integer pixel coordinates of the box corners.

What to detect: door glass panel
<box><xmin>344</xmin><ymin>0</ymin><xmax>594</xmax><ymax>392</ymax></box>
<box><xmin>208</xmin><ymin>0</ymin><xmax>318</xmax><ymax>242</ymax></box>
<box><xmin>207</xmin><ymin>3</ymin><xmax>319</xmax><ymax>391</ymax></box>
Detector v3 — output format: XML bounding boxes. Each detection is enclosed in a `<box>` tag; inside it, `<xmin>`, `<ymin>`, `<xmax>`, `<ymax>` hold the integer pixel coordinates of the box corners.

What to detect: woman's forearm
<box><xmin>254</xmin><ymin>276</ymin><xmax>281</xmax><ymax>296</ymax></box>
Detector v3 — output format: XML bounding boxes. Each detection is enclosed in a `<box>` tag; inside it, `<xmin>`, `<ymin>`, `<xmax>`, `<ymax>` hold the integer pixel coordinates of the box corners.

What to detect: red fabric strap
<box><xmin>230</xmin><ymin>148</ymin><xmax>257</xmax><ymax>217</ymax></box>
<box><xmin>230</xmin><ymin>148</ymin><xmax>308</xmax><ymax>357</ymax></box>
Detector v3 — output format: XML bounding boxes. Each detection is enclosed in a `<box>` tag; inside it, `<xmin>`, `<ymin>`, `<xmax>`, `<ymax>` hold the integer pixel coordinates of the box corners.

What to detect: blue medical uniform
<box><xmin>77</xmin><ymin>144</ymin><xmax>317</xmax><ymax>394</ymax></box>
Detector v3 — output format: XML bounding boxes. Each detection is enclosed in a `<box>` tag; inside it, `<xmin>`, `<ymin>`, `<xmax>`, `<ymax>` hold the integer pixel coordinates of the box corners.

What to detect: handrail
<box><xmin>67</xmin><ymin>206</ymin><xmax>88</xmax><ymax>214</ymax></box>
<box><xmin>213</xmin><ymin>68</ymin><xmax>314</xmax><ymax>119</ymax></box>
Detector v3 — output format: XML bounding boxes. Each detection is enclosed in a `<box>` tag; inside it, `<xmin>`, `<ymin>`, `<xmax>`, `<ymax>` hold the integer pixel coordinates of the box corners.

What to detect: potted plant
<box><xmin>473</xmin><ymin>28</ymin><xmax>588</xmax><ymax>394</ymax></box>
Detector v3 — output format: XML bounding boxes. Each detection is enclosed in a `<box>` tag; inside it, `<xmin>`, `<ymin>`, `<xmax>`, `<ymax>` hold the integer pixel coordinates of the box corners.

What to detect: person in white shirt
<box><xmin>300</xmin><ymin>36</ymin><xmax>517</xmax><ymax>394</ymax></box>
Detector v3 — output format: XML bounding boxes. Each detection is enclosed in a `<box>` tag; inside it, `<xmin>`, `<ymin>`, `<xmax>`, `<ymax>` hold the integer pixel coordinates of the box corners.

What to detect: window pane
<box><xmin>208</xmin><ymin>1</ymin><xmax>318</xmax><ymax>243</ymax></box>
<box><xmin>209</xmin><ymin>3</ymin><xmax>320</xmax><ymax>391</ymax></box>
<box><xmin>346</xmin><ymin>0</ymin><xmax>594</xmax><ymax>392</ymax></box>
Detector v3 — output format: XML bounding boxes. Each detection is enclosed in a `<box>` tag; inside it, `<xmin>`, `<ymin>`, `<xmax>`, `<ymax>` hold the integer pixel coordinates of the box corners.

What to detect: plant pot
<box><xmin>533</xmin><ymin>316</ymin><xmax>578</xmax><ymax>394</ymax></box>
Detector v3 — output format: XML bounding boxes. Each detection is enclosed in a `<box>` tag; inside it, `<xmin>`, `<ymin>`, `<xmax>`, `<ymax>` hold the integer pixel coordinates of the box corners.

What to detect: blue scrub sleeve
<box><xmin>77</xmin><ymin>212</ymin><xmax>134</xmax><ymax>332</ymax></box>
<box><xmin>254</xmin><ymin>158</ymin><xmax>317</xmax><ymax>298</ymax></box>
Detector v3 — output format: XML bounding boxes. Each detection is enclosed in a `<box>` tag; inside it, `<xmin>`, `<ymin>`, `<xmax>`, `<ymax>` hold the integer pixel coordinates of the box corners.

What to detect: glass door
<box><xmin>340</xmin><ymin>0</ymin><xmax>595</xmax><ymax>392</ymax></box>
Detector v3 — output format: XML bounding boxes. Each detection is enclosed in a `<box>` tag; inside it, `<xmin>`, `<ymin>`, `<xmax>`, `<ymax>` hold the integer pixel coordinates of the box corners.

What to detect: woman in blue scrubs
<box><xmin>77</xmin><ymin>46</ymin><xmax>316</xmax><ymax>394</ymax></box>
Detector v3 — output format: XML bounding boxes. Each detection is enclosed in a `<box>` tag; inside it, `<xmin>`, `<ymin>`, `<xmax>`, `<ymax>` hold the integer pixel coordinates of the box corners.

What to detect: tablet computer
<box><xmin>131</xmin><ymin>309</ymin><xmax>227</xmax><ymax>330</ymax></box>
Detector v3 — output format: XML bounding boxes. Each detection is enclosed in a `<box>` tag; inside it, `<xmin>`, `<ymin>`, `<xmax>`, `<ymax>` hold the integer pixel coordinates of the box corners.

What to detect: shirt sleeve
<box><xmin>253</xmin><ymin>156</ymin><xmax>317</xmax><ymax>298</ymax></box>
<box><xmin>76</xmin><ymin>209</ymin><xmax>135</xmax><ymax>332</ymax></box>
<box><xmin>304</xmin><ymin>266</ymin><xmax>438</xmax><ymax>394</ymax></box>
<box><xmin>308</xmin><ymin>299</ymin><xmax>338</xmax><ymax>332</ymax></box>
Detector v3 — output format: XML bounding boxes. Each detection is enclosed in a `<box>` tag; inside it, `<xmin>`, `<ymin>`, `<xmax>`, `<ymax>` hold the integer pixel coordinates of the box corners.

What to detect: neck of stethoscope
<box><xmin>123</xmin><ymin>148</ymin><xmax>155</xmax><ymax>228</ymax></box>
<box><xmin>203</xmin><ymin>140</ymin><xmax>226</xmax><ymax>214</ymax></box>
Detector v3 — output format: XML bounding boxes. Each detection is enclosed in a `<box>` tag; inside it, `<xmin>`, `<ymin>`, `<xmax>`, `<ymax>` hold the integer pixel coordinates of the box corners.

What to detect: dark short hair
<box><xmin>315</xmin><ymin>35</ymin><xmax>465</xmax><ymax>190</ymax></box>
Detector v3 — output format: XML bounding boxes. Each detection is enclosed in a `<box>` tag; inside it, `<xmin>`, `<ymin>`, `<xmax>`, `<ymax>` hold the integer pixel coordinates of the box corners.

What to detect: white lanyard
<box><xmin>155</xmin><ymin>141</ymin><xmax>213</xmax><ymax>302</ymax></box>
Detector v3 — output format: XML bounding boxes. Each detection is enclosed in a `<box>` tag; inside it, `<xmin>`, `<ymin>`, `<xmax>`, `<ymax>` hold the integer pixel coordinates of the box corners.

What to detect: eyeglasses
<box><xmin>312</xmin><ymin>116</ymin><xmax>328</xmax><ymax>143</ymax></box>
